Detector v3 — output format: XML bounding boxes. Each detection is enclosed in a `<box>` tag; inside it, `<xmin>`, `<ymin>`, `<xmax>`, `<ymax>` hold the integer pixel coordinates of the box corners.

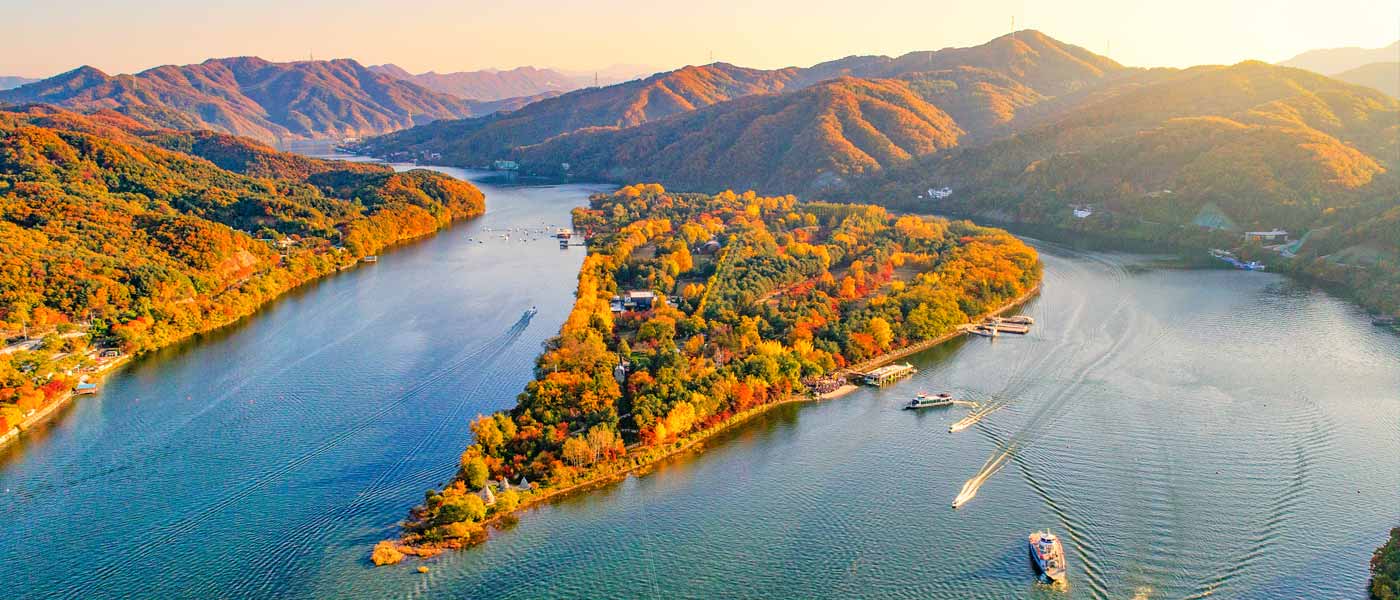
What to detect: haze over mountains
<box><xmin>0</xmin><ymin>58</ymin><xmax>532</xmax><ymax>142</ymax></box>
<box><xmin>367</xmin><ymin>64</ymin><xmax>653</xmax><ymax>101</ymax></box>
<box><xmin>0</xmin><ymin>76</ymin><xmax>37</xmax><ymax>91</ymax></box>
<box><xmin>1280</xmin><ymin>41</ymin><xmax>1398</xmax><ymax>98</ymax></box>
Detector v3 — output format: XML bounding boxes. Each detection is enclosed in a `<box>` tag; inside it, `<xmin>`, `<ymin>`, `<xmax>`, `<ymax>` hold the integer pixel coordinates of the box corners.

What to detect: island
<box><xmin>373</xmin><ymin>183</ymin><xmax>1040</xmax><ymax>563</ymax></box>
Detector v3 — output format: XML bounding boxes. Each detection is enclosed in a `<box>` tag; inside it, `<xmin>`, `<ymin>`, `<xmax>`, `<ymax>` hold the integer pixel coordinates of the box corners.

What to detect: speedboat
<box><xmin>1028</xmin><ymin>530</ymin><xmax>1068</xmax><ymax>584</ymax></box>
<box><xmin>523</xmin><ymin>306</ymin><xmax>539</xmax><ymax>319</ymax></box>
<box><xmin>905</xmin><ymin>392</ymin><xmax>954</xmax><ymax>409</ymax></box>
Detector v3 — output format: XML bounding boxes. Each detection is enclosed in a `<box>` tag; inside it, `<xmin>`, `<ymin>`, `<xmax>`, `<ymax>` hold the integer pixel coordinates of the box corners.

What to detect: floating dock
<box><xmin>860</xmin><ymin>363</ymin><xmax>917</xmax><ymax>386</ymax></box>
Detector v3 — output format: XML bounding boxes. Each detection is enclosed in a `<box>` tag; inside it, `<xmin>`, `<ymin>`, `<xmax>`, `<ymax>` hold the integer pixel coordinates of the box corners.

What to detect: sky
<box><xmin>3</xmin><ymin>0</ymin><xmax>1398</xmax><ymax>78</ymax></box>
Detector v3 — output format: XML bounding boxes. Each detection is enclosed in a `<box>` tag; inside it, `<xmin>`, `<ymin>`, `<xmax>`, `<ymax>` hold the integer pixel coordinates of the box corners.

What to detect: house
<box><xmin>697</xmin><ymin>239</ymin><xmax>721</xmax><ymax>254</ymax></box>
<box><xmin>612</xmin><ymin>290</ymin><xmax>666</xmax><ymax>313</ymax></box>
<box><xmin>927</xmin><ymin>186</ymin><xmax>954</xmax><ymax>199</ymax></box>
<box><xmin>1244</xmin><ymin>229</ymin><xmax>1289</xmax><ymax>244</ymax></box>
<box><xmin>1072</xmin><ymin>206</ymin><xmax>1094</xmax><ymax>219</ymax></box>
<box><xmin>478</xmin><ymin>485</ymin><xmax>496</xmax><ymax>505</ymax></box>
<box><xmin>492</xmin><ymin>160</ymin><xmax>519</xmax><ymax>171</ymax></box>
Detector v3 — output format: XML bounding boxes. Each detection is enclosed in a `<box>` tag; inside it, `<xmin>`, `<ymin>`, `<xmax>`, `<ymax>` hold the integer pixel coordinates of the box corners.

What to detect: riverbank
<box><xmin>381</xmin><ymin>280</ymin><xmax>1043</xmax><ymax>564</ymax></box>
<box><xmin>0</xmin><ymin>355</ymin><xmax>130</xmax><ymax>450</ymax></box>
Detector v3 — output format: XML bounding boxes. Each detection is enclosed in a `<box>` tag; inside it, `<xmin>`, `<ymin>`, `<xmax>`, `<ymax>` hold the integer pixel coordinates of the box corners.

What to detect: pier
<box><xmin>860</xmin><ymin>363</ymin><xmax>917</xmax><ymax>386</ymax></box>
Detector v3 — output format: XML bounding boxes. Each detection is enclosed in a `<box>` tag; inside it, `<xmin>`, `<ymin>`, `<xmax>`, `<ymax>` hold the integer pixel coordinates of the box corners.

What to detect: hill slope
<box><xmin>849</xmin><ymin>61</ymin><xmax>1398</xmax><ymax>230</ymax></box>
<box><xmin>356</xmin><ymin>30</ymin><xmax>1125</xmax><ymax>165</ymax></box>
<box><xmin>517</xmin><ymin>77</ymin><xmax>963</xmax><ymax>194</ymax></box>
<box><xmin>0</xmin><ymin>58</ymin><xmax>493</xmax><ymax>142</ymax></box>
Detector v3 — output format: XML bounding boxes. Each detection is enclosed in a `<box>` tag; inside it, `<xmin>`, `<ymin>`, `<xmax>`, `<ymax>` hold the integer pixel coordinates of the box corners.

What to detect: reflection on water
<box><xmin>1</xmin><ymin>176</ymin><xmax>1397</xmax><ymax>598</ymax></box>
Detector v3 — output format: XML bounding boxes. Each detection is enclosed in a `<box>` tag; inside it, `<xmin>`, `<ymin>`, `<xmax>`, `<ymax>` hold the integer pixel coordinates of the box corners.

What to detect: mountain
<box><xmin>1334</xmin><ymin>62</ymin><xmax>1399</xmax><ymax>98</ymax></box>
<box><xmin>0</xmin><ymin>76</ymin><xmax>38</xmax><ymax>91</ymax></box>
<box><xmin>1279</xmin><ymin>41</ymin><xmax>1399</xmax><ymax>75</ymax></box>
<box><xmin>357</xmin><ymin>62</ymin><xmax>805</xmax><ymax>162</ymax></box>
<box><xmin>358</xmin><ymin>30</ymin><xmax>1125</xmax><ymax>166</ymax></box>
<box><xmin>520</xmin><ymin>77</ymin><xmax>963</xmax><ymax>194</ymax></box>
<box><xmin>370</xmin><ymin>65</ymin><xmax>582</xmax><ymax>101</ymax></box>
<box><xmin>0</xmin><ymin>58</ymin><xmax>502</xmax><ymax>142</ymax></box>
<box><xmin>850</xmin><ymin>61</ymin><xmax>1398</xmax><ymax>234</ymax></box>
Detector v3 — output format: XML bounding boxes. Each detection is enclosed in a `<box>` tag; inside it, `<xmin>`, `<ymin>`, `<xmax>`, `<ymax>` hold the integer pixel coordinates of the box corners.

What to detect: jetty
<box><xmin>860</xmin><ymin>363</ymin><xmax>917</xmax><ymax>386</ymax></box>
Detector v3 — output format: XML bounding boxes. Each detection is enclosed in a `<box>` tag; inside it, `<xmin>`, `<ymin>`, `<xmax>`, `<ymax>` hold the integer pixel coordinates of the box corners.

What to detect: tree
<box><xmin>562</xmin><ymin>435</ymin><xmax>593</xmax><ymax>467</ymax></box>
<box><xmin>867</xmin><ymin>317</ymin><xmax>894</xmax><ymax>349</ymax></box>
<box><xmin>471</xmin><ymin>415</ymin><xmax>504</xmax><ymax>453</ymax></box>
<box><xmin>462</xmin><ymin>454</ymin><xmax>490</xmax><ymax>489</ymax></box>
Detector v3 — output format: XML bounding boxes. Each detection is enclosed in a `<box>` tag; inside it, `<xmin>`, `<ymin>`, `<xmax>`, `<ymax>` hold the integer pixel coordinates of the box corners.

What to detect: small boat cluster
<box><xmin>467</xmin><ymin>223</ymin><xmax>580</xmax><ymax>246</ymax></box>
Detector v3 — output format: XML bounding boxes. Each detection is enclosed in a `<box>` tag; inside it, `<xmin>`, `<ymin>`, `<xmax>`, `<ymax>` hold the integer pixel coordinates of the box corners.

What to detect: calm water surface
<box><xmin>2</xmin><ymin>168</ymin><xmax>1397</xmax><ymax>599</ymax></box>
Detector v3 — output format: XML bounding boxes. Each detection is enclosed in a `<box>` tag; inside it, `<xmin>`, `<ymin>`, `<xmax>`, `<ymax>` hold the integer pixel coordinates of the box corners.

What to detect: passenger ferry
<box><xmin>1028</xmin><ymin>530</ymin><xmax>1068</xmax><ymax>584</ymax></box>
<box><xmin>905</xmin><ymin>392</ymin><xmax>954</xmax><ymax>409</ymax></box>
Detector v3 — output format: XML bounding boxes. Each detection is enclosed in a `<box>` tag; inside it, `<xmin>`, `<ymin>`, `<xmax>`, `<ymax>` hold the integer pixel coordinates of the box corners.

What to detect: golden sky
<box><xmin>5</xmin><ymin>0</ymin><xmax>1397</xmax><ymax>77</ymax></box>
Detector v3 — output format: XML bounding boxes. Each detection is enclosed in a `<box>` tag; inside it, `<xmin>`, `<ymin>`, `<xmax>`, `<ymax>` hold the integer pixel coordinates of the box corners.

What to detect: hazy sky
<box><xmin>4</xmin><ymin>0</ymin><xmax>1397</xmax><ymax>77</ymax></box>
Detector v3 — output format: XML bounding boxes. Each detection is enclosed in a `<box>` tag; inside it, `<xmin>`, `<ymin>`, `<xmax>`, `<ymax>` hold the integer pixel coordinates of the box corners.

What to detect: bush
<box><xmin>494</xmin><ymin>489</ymin><xmax>519</xmax><ymax>513</ymax></box>
<box><xmin>370</xmin><ymin>541</ymin><xmax>404</xmax><ymax>566</ymax></box>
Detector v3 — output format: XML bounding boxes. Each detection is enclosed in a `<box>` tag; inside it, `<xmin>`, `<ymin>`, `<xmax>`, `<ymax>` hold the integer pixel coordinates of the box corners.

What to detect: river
<box><xmin>2</xmin><ymin>168</ymin><xmax>1397</xmax><ymax>599</ymax></box>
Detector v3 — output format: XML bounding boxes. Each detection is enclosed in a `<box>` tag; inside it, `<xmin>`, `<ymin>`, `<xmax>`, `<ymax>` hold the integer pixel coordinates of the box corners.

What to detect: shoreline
<box><xmin>0</xmin><ymin>355</ymin><xmax>130</xmax><ymax>450</ymax></box>
<box><xmin>390</xmin><ymin>281</ymin><xmax>1043</xmax><ymax>561</ymax></box>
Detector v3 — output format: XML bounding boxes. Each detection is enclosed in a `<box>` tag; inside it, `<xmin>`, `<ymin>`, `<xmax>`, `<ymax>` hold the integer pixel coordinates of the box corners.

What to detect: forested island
<box><xmin>0</xmin><ymin>105</ymin><xmax>484</xmax><ymax>440</ymax></box>
<box><xmin>373</xmin><ymin>183</ymin><xmax>1039</xmax><ymax>563</ymax></box>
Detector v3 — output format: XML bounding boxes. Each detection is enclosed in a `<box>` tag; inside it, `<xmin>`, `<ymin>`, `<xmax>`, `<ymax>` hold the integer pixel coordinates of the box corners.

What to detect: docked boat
<box><xmin>1002</xmin><ymin>315</ymin><xmax>1034</xmax><ymax>325</ymax></box>
<box><xmin>906</xmin><ymin>392</ymin><xmax>954</xmax><ymax>409</ymax></box>
<box><xmin>968</xmin><ymin>324</ymin><xmax>999</xmax><ymax>338</ymax></box>
<box><xmin>361</xmin><ymin>255</ymin><xmax>378</xmax><ymax>263</ymax></box>
<box><xmin>1028</xmin><ymin>530</ymin><xmax>1068</xmax><ymax>584</ymax></box>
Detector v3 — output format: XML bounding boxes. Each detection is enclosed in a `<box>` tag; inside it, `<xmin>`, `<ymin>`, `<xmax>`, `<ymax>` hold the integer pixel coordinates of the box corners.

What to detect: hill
<box><xmin>370</xmin><ymin>64</ymin><xmax>584</xmax><ymax>101</ymax></box>
<box><xmin>517</xmin><ymin>77</ymin><xmax>963</xmax><ymax>194</ymax></box>
<box><xmin>356</xmin><ymin>30</ymin><xmax>1125</xmax><ymax>165</ymax></box>
<box><xmin>1335</xmin><ymin>62</ymin><xmax>1400</xmax><ymax>98</ymax></box>
<box><xmin>1279</xmin><ymin>41</ymin><xmax>1399</xmax><ymax>75</ymax></box>
<box><xmin>0</xmin><ymin>58</ymin><xmax>498</xmax><ymax>142</ymax></box>
<box><xmin>0</xmin><ymin>76</ymin><xmax>37</xmax><ymax>91</ymax></box>
<box><xmin>0</xmin><ymin>105</ymin><xmax>483</xmax><ymax>363</ymax></box>
<box><xmin>0</xmin><ymin>105</ymin><xmax>485</xmax><ymax>429</ymax></box>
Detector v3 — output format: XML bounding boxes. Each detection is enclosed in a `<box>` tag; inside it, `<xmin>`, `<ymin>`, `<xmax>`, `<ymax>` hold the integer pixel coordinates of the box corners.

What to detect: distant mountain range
<box><xmin>359</xmin><ymin>30</ymin><xmax>1129</xmax><ymax>192</ymax></box>
<box><xmin>1333</xmin><ymin>61</ymin><xmax>1399</xmax><ymax>98</ymax></box>
<box><xmin>0</xmin><ymin>58</ymin><xmax>534</xmax><ymax>142</ymax></box>
<box><xmin>1278</xmin><ymin>41</ymin><xmax>1398</xmax><ymax>98</ymax></box>
<box><xmin>1279</xmin><ymin>41</ymin><xmax>1398</xmax><ymax>75</ymax></box>
<box><xmin>366</xmin><ymin>64</ymin><xmax>654</xmax><ymax>101</ymax></box>
<box><xmin>0</xmin><ymin>76</ymin><xmax>38</xmax><ymax>91</ymax></box>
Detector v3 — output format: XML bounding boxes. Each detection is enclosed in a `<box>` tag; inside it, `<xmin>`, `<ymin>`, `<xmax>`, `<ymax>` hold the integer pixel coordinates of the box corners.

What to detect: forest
<box><xmin>1377</xmin><ymin>528</ymin><xmax>1400</xmax><ymax>600</ymax></box>
<box><xmin>383</xmin><ymin>183</ymin><xmax>1039</xmax><ymax>558</ymax></box>
<box><xmin>0</xmin><ymin>105</ymin><xmax>484</xmax><ymax>433</ymax></box>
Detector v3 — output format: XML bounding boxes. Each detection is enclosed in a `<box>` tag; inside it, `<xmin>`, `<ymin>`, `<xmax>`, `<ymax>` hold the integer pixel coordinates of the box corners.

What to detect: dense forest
<box><xmin>1377</xmin><ymin>528</ymin><xmax>1400</xmax><ymax>600</ymax></box>
<box><xmin>0</xmin><ymin>58</ymin><xmax>517</xmax><ymax>142</ymax></box>
<box><xmin>379</xmin><ymin>183</ymin><xmax>1038</xmax><ymax>558</ymax></box>
<box><xmin>0</xmin><ymin>105</ymin><xmax>483</xmax><ymax>433</ymax></box>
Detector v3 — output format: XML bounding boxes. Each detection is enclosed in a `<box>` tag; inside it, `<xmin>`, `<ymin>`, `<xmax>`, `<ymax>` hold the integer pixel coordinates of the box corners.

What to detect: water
<box><xmin>2</xmin><ymin>172</ymin><xmax>1398</xmax><ymax>599</ymax></box>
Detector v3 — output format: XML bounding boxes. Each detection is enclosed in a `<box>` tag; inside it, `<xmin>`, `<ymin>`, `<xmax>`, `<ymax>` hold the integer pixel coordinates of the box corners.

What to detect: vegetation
<box><xmin>1375</xmin><ymin>528</ymin><xmax>1400</xmax><ymax>600</ymax></box>
<box><xmin>391</xmin><ymin>183</ymin><xmax>1039</xmax><ymax>553</ymax></box>
<box><xmin>843</xmin><ymin>60</ymin><xmax>1399</xmax><ymax>316</ymax></box>
<box><xmin>0</xmin><ymin>106</ymin><xmax>484</xmax><ymax>433</ymax></box>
